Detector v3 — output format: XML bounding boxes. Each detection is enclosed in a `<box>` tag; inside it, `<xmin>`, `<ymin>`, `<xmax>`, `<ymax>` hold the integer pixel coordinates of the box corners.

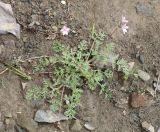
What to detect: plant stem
<box><xmin>59</xmin><ymin>87</ymin><xmax>65</xmax><ymax>114</ymax></box>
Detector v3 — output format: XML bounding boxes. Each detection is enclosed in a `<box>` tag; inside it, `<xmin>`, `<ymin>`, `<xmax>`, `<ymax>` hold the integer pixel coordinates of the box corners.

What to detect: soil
<box><xmin>0</xmin><ymin>0</ymin><xmax>160</xmax><ymax>132</ymax></box>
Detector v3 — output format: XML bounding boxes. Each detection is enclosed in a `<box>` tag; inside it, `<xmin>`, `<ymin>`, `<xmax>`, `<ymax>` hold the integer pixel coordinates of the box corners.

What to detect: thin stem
<box><xmin>0</xmin><ymin>68</ymin><xmax>8</xmax><ymax>75</ymax></box>
<box><xmin>86</xmin><ymin>41</ymin><xmax>95</xmax><ymax>61</ymax></box>
<box><xmin>59</xmin><ymin>87</ymin><xmax>65</xmax><ymax>114</ymax></box>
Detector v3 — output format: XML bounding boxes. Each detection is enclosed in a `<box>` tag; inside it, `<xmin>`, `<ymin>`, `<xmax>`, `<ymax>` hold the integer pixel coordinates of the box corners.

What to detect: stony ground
<box><xmin>0</xmin><ymin>0</ymin><xmax>160</xmax><ymax>132</ymax></box>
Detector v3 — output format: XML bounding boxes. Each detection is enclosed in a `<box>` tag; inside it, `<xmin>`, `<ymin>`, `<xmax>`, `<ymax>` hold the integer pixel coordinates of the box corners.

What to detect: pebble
<box><xmin>34</xmin><ymin>110</ymin><xmax>68</xmax><ymax>123</ymax></box>
<box><xmin>70</xmin><ymin>119</ymin><xmax>82</xmax><ymax>131</ymax></box>
<box><xmin>136</xmin><ymin>2</ymin><xmax>154</xmax><ymax>17</ymax></box>
<box><xmin>130</xmin><ymin>93</ymin><xmax>145</xmax><ymax>108</ymax></box>
<box><xmin>153</xmin><ymin>83</ymin><xmax>160</xmax><ymax>92</ymax></box>
<box><xmin>52</xmin><ymin>26</ymin><xmax>58</xmax><ymax>32</ymax></box>
<box><xmin>139</xmin><ymin>55</ymin><xmax>144</xmax><ymax>64</ymax></box>
<box><xmin>61</xmin><ymin>0</ymin><xmax>66</xmax><ymax>5</ymax></box>
<box><xmin>84</xmin><ymin>122</ymin><xmax>95</xmax><ymax>131</ymax></box>
<box><xmin>146</xmin><ymin>87</ymin><xmax>156</xmax><ymax>97</ymax></box>
<box><xmin>142</xmin><ymin>121</ymin><xmax>154</xmax><ymax>132</ymax></box>
<box><xmin>138</xmin><ymin>70</ymin><xmax>150</xmax><ymax>81</ymax></box>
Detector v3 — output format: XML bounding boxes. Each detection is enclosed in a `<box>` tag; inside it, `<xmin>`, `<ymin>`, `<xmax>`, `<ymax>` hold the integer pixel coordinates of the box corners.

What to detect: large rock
<box><xmin>34</xmin><ymin>110</ymin><xmax>68</xmax><ymax>123</ymax></box>
<box><xmin>138</xmin><ymin>70</ymin><xmax>150</xmax><ymax>81</ymax></box>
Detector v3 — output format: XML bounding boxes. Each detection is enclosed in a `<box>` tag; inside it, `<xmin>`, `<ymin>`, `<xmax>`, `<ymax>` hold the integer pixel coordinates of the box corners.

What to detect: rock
<box><xmin>142</xmin><ymin>121</ymin><xmax>154</xmax><ymax>132</ymax></box>
<box><xmin>0</xmin><ymin>1</ymin><xmax>20</xmax><ymax>38</ymax></box>
<box><xmin>34</xmin><ymin>110</ymin><xmax>68</xmax><ymax>123</ymax></box>
<box><xmin>153</xmin><ymin>83</ymin><xmax>160</xmax><ymax>92</ymax></box>
<box><xmin>138</xmin><ymin>70</ymin><xmax>150</xmax><ymax>81</ymax></box>
<box><xmin>84</xmin><ymin>122</ymin><xmax>95</xmax><ymax>131</ymax></box>
<box><xmin>70</xmin><ymin>119</ymin><xmax>82</xmax><ymax>132</ymax></box>
<box><xmin>52</xmin><ymin>26</ymin><xmax>58</xmax><ymax>32</ymax></box>
<box><xmin>21</xmin><ymin>82</ymin><xmax>28</xmax><ymax>90</ymax></box>
<box><xmin>139</xmin><ymin>55</ymin><xmax>144</xmax><ymax>64</ymax></box>
<box><xmin>130</xmin><ymin>93</ymin><xmax>145</xmax><ymax>108</ymax></box>
<box><xmin>16</xmin><ymin>113</ymin><xmax>38</xmax><ymax>132</ymax></box>
<box><xmin>146</xmin><ymin>87</ymin><xmax>156</xmax><ymax>97</ymax></box>
<box><xmin>158</xmin><ymin>127</ymin><xmax>160</xmax><ymax>132</ymax></box>
<box><xmin>61</xmin><ymin>0</ymin><xmax>66</xmax><ymax>5</ymax></box>
<box><xmin>136</xmin><ymin>2</ymin><xmax>154</xmax><ymax>17</ymax></box>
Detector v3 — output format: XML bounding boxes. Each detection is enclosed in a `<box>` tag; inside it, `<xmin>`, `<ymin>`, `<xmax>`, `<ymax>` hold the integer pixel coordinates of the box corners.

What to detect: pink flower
<box><xmin>122</xmin><ymin>16</ymin><xmax>128</xmax><ymax>24</ymax></box>
<box><xmin>60</xmin><ymin>25</ymin><xmax>70</xmax><ymax>36</ymax></box>
<box><xmin>122</xmin><ymin>24</ymin><xmax>129</xmax><ymax>34</ymax></box>
<box><xmin>121</xmin><ymin>15</ymin><xmax>129</xmax><ymax>34</ymax></box>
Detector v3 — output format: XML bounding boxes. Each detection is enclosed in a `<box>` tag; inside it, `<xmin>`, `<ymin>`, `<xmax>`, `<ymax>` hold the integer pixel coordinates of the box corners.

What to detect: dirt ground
<box><xmin>0</xmin><ymin>0</ymin><xmax>160</xmax><ymax>132</ymax></box>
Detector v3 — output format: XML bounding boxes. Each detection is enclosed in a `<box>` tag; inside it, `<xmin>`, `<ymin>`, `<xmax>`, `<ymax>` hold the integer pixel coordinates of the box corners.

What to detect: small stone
<box><xmin>139</xmin><ymin>55</ymin><xmax>144</xmax><ymax>64</ymax></box>
<box><xmin>21</xmin><ymin>82</ymin><xmax>28</xmax><ymax>90</ymax></box>
<box><xmin>34</xmin><ymin>110</ymin><xmax>68</xmax><ymax>123</ymax></box>
<box><xmin>70</xmin><ymin>119</ymin><xmax>82</xmax><ymax>131</ymax></box>
<box><xmin>146</xmin><ymin>87</ymin><xmax>156</xmax><ymax>97</ymax></box>
<box><xmin>61</xmin><ymin>0</ymin><xmax>66</xmax><ymax>5</ymax></box>
<box><xmin>138</xmin><ymin>70</ymin><xmax>150</xmax><ymax>81</ymax></box>
<box><xmin>142</xmin><ymin>121</ymin><xmax>154</xmax><ymax>132</ymax></box>
<box><xmin>153</xmin><ymin>83</ymin><xmax>160</xmax><ymax>92</ymax></box>
<box><xmin>22</xmin><ymin>37</ymin><xmax>28</xmax><ymax>43</ymax></box>
<box><xmin>130</xmin><ymin>93</ymin><xmax>145</xmax><ymax>108</ymax></box>
<box><xmin>136</xmin><ymin>2</ymin><xmax>154</xmax><ymax>17</ymax></box>
<box><xmin>52</xmin><ymin>26</ymin><xmax>58</xmax><ymax>32</ymax></box>
<box><xmin>157</xmin><ymin>127</ymin><xmax>160</xmax><ymax>132</ymax></box>
<box><xmin>84</xmin><ymin>122</ymin><xmax>95</xmax><ymax>131</ymax></box>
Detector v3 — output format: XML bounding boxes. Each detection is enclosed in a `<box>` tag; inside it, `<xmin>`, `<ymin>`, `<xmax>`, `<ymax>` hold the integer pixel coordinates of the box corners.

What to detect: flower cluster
<box><xmin>121</xmin><ymin>16</ymin><xmax>129</xmax><ymax>34</ymax></box>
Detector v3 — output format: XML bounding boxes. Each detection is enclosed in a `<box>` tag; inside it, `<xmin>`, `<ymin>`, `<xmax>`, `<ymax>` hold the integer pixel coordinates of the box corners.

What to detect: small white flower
<box><xmin>61</xmin><ymin>0</ymin><xmax>66</xmax><ymax>5</ymax></box>
<box><xmin>122</xmin><ymin>23</ymin><xmax>129</xmax><ymax>34</ymax></box>
<box><xmin>60</xmin><ymin>25</ymin><xmax>70</xmax><ymax>36</ymax></box>
<box><xmin>121</xmin><ymin>15</ymin><xmax>129</xmax><ymax>34</ymax></box>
